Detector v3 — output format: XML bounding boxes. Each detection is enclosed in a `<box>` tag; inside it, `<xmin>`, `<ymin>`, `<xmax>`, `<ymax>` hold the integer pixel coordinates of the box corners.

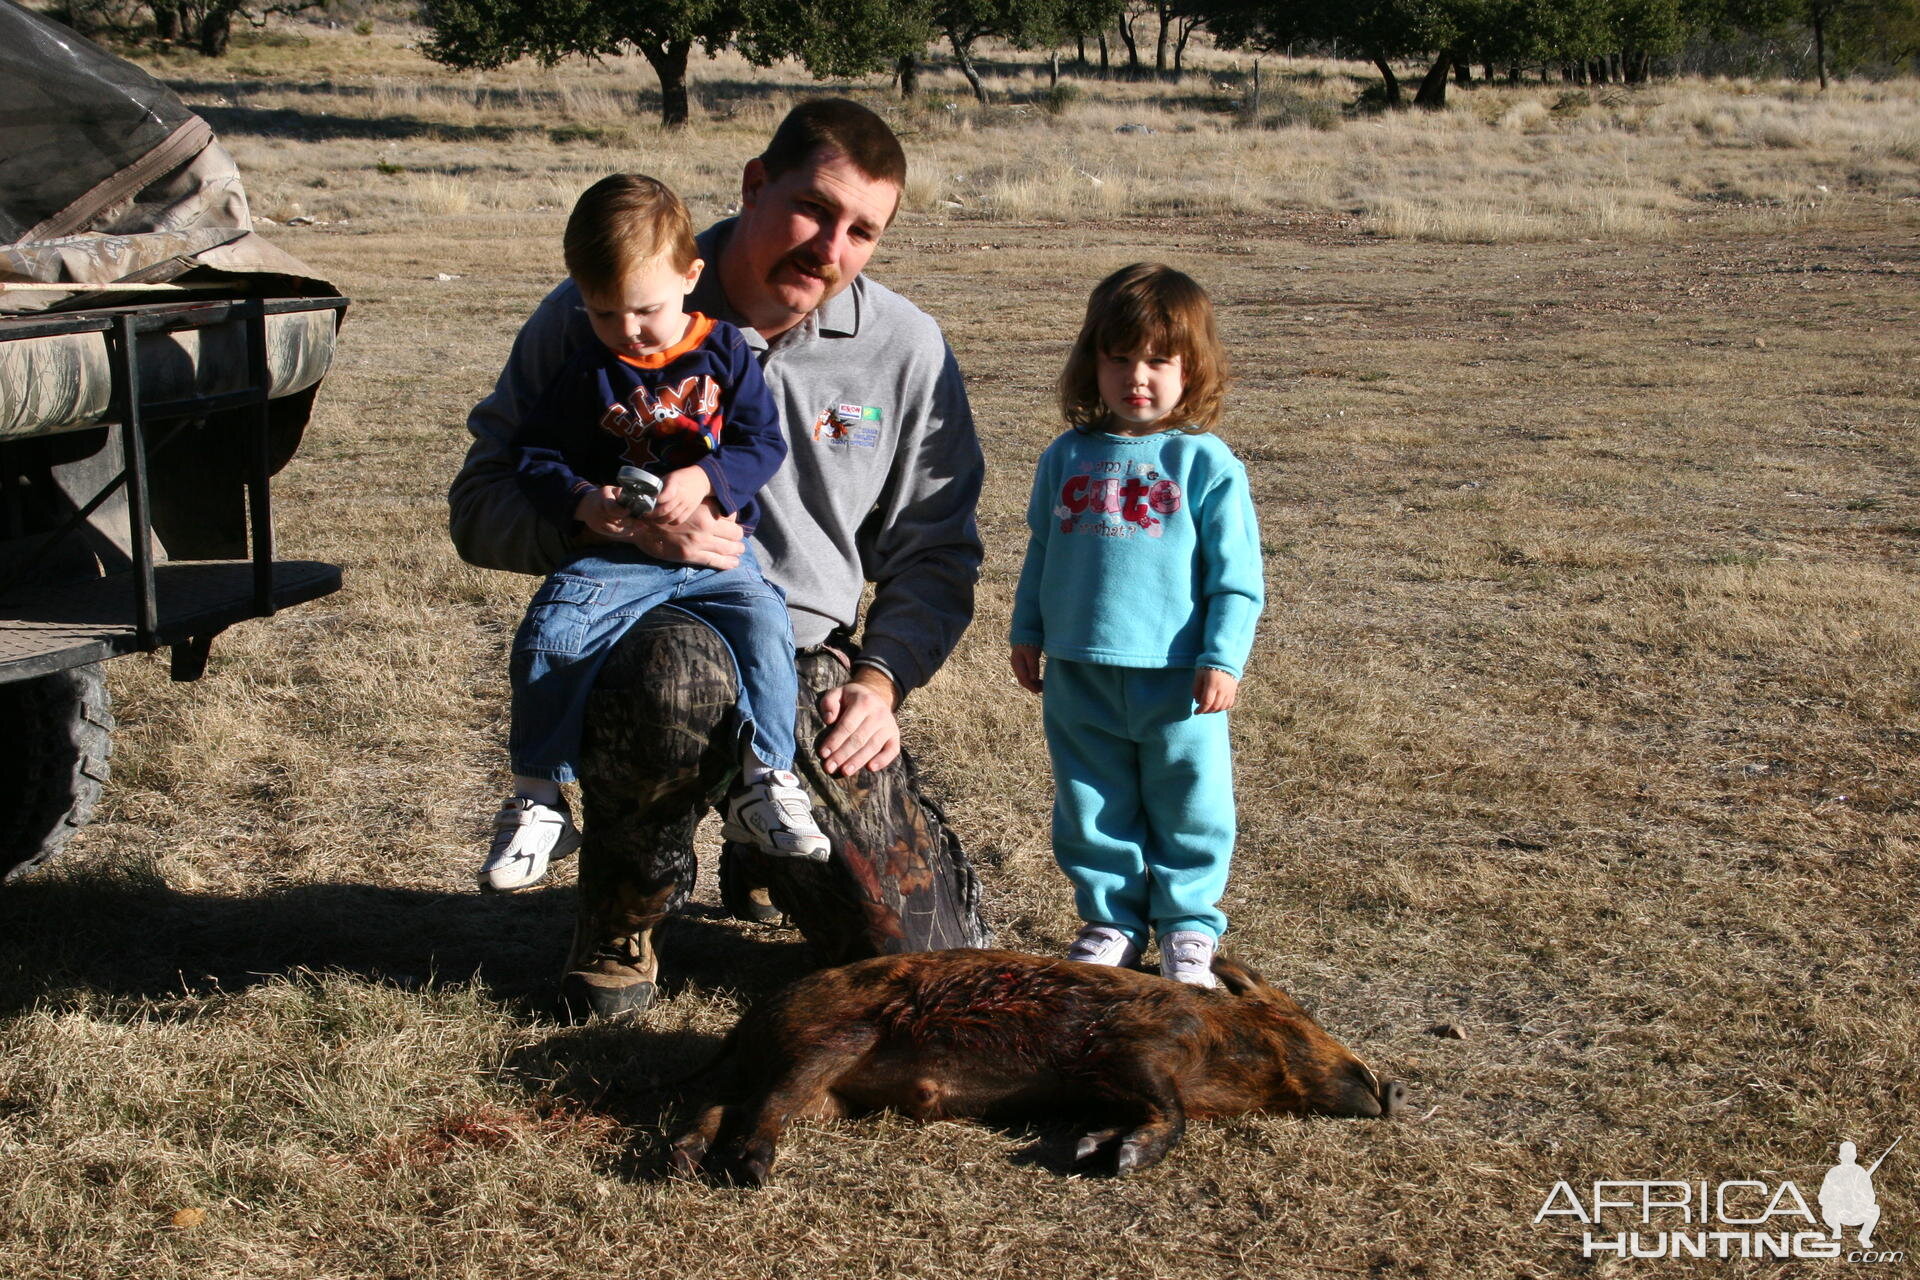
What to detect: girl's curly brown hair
<box><xmin>1059</xmin><ymin>262</ymin><xmax>1228</xmax><ymax>433</ymax></box>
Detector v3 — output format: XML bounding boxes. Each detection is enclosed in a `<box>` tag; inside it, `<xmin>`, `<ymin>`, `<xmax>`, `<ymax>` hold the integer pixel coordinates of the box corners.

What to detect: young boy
<box><xmin>478</xmin><ymin>173</ymin><xmax>829</xmax><ymax>893</ymax></box>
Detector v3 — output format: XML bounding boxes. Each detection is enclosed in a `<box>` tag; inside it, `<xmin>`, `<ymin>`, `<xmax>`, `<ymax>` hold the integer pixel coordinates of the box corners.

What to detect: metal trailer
<box><xmin>1</xmin><ymin>0</ymin><xmax>349</xmax><ymax>880</ymax></box>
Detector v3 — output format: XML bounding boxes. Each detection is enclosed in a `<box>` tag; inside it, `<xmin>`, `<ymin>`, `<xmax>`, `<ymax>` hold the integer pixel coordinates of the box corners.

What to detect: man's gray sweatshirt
<box><xmin>448</xmin><ymin>220</ymin><xmax>984</xmax><ymax>697</ymax></box>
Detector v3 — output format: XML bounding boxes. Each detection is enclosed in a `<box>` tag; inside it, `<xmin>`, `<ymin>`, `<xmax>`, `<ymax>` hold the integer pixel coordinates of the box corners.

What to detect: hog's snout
<box><xmin>1307</xmin><ymin>1063</ymin><xmax>1406</xmax><ymax>1120</ymax></box>
<box><xmin>1309</xmin><ymin>1061</ymin><xmax>1385</xmax><ymax>1118</ymax></box>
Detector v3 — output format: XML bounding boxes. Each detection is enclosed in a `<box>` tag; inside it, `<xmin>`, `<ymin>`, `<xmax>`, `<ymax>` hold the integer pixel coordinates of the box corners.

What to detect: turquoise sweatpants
<box><xmin>1042</xmin><ymin>657</ymin><xmax>1234</xmax><ymax>945</ymax></box>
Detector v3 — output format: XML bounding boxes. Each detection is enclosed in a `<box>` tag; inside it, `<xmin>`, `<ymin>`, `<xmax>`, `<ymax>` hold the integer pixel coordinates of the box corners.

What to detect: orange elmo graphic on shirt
<box><xmin>599</xmin><ymin>375</ymin><xmax>723</xmax><ymax>470</ymax></box>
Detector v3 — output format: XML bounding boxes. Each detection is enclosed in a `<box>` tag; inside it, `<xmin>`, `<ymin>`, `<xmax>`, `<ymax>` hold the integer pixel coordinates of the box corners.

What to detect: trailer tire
<box><xmin>0</xmin><ymin>665</ymin><xmax>113</xmax><ymax>883</ymax></box>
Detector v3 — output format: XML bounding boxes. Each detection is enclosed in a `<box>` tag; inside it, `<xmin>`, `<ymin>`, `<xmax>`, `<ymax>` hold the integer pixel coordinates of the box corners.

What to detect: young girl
<box><xmin>1009</xmin><ymin>263</ymin><xmax>1264</xmax><ymax>987</ymax></box>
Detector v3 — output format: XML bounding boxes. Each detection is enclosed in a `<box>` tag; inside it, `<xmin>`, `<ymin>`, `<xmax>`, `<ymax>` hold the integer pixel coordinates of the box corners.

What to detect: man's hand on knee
<box><xmin>816</xmin><ymin>666</ymin><xmax>902</xmax><ymax>776</ymax></box>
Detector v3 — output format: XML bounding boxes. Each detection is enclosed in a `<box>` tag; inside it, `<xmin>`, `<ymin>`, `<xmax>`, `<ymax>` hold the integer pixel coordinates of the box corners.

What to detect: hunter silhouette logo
<box><xmin>1534</xmin><ymin>1136</ymin><xmax>1904</xmax><ymax>1263</ymax></box>
<box><xmin>1822</xmin><ymin>1138</ymin><xmax>1899</xmax><ymax>1248</ymax></box>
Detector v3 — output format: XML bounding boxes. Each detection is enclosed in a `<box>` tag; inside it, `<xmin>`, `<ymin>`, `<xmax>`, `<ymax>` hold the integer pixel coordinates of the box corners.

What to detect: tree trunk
<box><xmin>1813</xmin><ymin>7</ymin><xmax>1828</xmax><ymax>89</ymax></box>
<box><xmin>152</xmin><ymin>0</ymin><xmax>179</xmax><ymax>41</ymax></box>
<box><xmin>1049</xmin><ymin>49</ymin><xmax>1058</xmax><ymax>89</ymax></box>
<box><xmin>196</xmin><ymin>6</ymin><xmax>232</xmax><ymax>56</ymax></box>
<box><xmin>1154</xmin><ymin>0</ymin><xmax>1169</xmax><ymax>76</ymax></box>
<box><xmin>1117</xmin><ymin>12</ymin><xmax>1140</xmax><ymax>77</ymax></box>
<box><xmin>1076</xmin><ymin>33</ymin><xmax>1086</xmax><ymax>68</ymax></box>
<box><xmin>1370</xmin><ymin>53</ymin><xmax>1403</xmax><ymax>108</ymax></box>
<box><xmin>1098</xmin><ymin>32</ymin><xmax>1109</xmax><ymax>77</ymax></box>
<box><xmin>1414</xmin><ymin>52</ymin><xmax>1451</xmax><ymax>108</ymax></box>
<box><xmin>1453</xmin><ymin>59</ymin><xmax>1472</xmax><ymax>87</ymax></box>
<box><xmin>641</xmin><ymin>40</ymin><xmax>693</xmax><ymax>126</ymax></box>
<box><xmin>949</xmin><ymin>27</ymin><xmax>987</xmax><ymax>102</ymax></box>
<box><xmin>1174</xmin><ymin>18</ymin><xmax>1195</xmax><ymax>78</ymax></box>
<box><xmin>897</xmin><ymin>51</ymin><xmax>919</xmax><ymax>97</ymax></box>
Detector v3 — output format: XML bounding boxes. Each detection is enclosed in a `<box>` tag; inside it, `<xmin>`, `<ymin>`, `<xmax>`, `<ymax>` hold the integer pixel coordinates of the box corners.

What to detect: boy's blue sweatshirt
<box><xmin>1010</xmin><ymin>428</ymin><xmax>1264</xmax><ymax>678</ymax></box>
<box><xmin>512</xmin><ymin>314</ymin><xmax>785</xmax><ymax>535</ymax></box>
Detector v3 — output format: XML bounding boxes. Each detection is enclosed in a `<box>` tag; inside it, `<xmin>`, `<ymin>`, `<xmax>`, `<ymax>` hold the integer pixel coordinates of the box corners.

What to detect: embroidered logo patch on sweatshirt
<box><xmin>809</xmin><ymin>402</ymin><xmax>883</xmax><ymax>448</ymax></box>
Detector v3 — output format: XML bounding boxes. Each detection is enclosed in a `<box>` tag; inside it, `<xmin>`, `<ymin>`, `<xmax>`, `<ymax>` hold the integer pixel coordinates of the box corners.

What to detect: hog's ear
<box><xmin>1213</xmin><ymin>955</ymin><xmax>1269</xmax><ymax>996</ymax></box>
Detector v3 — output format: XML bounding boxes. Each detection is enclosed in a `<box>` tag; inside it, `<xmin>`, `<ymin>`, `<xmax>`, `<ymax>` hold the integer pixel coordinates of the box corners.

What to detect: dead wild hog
<box><xmin>670</xmin><ymin>948</ymin><xmax>1403</xmax><ymax>1184</ymax></box>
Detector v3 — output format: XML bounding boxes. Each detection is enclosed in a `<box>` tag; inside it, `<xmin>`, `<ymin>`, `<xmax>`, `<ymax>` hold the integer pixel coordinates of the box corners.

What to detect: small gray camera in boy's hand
<box><xmin>616</xmin><ymin>465</ymin><xmax>664</xmax><ymax>518</ymax></box>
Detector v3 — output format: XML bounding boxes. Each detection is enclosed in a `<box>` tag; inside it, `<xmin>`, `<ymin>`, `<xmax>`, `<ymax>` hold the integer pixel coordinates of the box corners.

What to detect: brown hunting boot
<box><xmin>560</xmin><ymin>930</ymin><xmax>657</xmax><ymax>1021</ymax></box>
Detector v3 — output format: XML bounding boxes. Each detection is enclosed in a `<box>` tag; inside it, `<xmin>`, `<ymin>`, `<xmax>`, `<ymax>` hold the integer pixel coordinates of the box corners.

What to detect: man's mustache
<box><xmin>775</xmin><ymin>252</ymin><xmax>841</xmax><ymax>288</ymax></box>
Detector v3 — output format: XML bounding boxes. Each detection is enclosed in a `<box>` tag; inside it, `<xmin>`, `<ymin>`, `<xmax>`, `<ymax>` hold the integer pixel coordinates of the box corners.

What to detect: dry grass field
<box><xmin>3</xmin><ymin>20</ymin><xmax>1918</xmax><ymax>1279</ymax></box>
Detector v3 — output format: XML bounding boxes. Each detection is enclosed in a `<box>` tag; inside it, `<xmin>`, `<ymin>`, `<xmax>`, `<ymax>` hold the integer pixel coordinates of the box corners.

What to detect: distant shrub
<box><xmin>1268</xmin><ymin>92</ymin><xmax>1341</xmax><ymax>131</ymax></box>
<box><xmin>49</xmin><ymin>0</ymin><xmax>143</xmax><ymax>40</ymax></box>
<box><xmin>1499</xmin><ymin>101</ymin><xmax>1552</xmax><ymax>133</ymax></box>
<box><xmin>1041</xmin><ymin>83</ymin><xmax>1081</xmax><ymax>116</ymax></box>
<box><xmin>548</xmin><ymin>122</ymin><xmax>623</xmax><ymax>145</ymax></box>
<box><xmin>1551</xmin><ymin>90</ymin><xmax>1592</xmax><ymax>117</ymax></box>
<box><xmin>1352</xmin><ymin>82</ymin><xmax>1397</xmax><ymax>115</ymax></box>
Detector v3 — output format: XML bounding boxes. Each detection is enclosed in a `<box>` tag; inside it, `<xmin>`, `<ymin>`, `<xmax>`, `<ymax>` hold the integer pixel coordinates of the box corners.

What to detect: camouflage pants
<box><xmin>565</xmin><ymin>609</ymin><xmax>990</xmax><ymax>1016</ymax></box>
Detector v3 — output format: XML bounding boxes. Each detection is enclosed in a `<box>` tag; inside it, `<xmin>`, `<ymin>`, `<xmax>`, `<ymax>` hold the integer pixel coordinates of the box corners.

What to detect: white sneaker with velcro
<box><xmin>722</xmin><ymin>770</ymin><xmax>831</xmax><ymax>862</ymax></box>
<box><xmin>477</xmin><ymin>797</ymin><xmax>581</xmax><ymax>893</ymax></box>
<box><xmin>1158</xmin><ymin>929</ymin><xmax>1220</xmax><ymax>988</ymax></box>
<box><xmin>1067</xmin><ymin>924</ymin><xmax>1142</xmax><ymax>968</ymax></box>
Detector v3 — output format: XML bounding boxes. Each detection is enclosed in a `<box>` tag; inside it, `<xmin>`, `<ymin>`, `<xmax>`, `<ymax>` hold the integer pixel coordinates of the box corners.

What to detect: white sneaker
<box><xmin>721</xmin><ymin>770</ymin><xmax>830</xmax><ymax>862</ymax></box>
<box><xmin>477</xmin><ymin>797</ymin><xmax>581</xmax><ymax>893</ymax></box>
<box><xmin>1159</xmin><ymin>930</ymin><xmax>1219</xmax><ymax>988</ymax></box>
<box><xmin>1067</xmin><ymin>924</ymin><xmax>1141</xmax><ymax>968</ymax></box>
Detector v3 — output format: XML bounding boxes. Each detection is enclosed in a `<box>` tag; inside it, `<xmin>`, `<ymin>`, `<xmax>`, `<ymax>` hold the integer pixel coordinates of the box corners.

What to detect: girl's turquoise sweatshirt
<box><xmin>1009</xmin><ymin>428</ymin><xmax>1264</xmax><ymax>678</ymax></box>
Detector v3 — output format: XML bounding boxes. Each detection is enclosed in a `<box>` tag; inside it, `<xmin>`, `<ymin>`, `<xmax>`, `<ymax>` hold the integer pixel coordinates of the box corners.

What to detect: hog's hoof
<box><xmin>1073</xmin><ymin>1127</ymin><xmax>1124</xmax><ymax>1167</ymax></box>
<box><xmin>666</xmin><ymin>1141</ymin><xmax>708</xmax><ymax>1181</ymax></box>
<box><xmin>559</xmin><ymin>972</ymin><xmax>657</xmax><ymax>1022</ymax></box>
<box><xmin>1113</xmin><ymin>1125</ymin><xmax>1179</xmax><ymax>1177</ymax></box>
<box><xmin>1113</xmin><ymin>1140</ymin><xmax>1152</xmax><ymax>1177</ymax></box>
<box><xmin>719</xmin><ymin>1141</ymin><xmax>775</xmax><ymax>1188</ymax></box>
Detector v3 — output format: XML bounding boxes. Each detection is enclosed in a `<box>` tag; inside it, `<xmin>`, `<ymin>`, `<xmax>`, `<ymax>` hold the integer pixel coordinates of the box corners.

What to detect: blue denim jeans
<box><xmin>508</xmin><ymin>544</ymin><xmax>797</xmax><ymax>783</ymax></box>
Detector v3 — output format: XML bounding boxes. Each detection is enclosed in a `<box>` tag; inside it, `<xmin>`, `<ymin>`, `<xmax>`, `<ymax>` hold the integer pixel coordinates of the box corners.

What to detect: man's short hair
<box><xmin>761</xmin><ymin>98</ymin><xmax>907</xmax><ymax>194</ymax></box>
<box><xmin>563</xmin><ymin>173</ymin><xmax>698</xmax><ymax>293</ymax></box>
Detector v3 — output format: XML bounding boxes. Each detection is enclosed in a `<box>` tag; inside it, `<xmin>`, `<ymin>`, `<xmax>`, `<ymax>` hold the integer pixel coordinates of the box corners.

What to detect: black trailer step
<box><xmin>0</xmin><ymin>559</ymin><xmax>340</xmax><ymax>682</ymax></box>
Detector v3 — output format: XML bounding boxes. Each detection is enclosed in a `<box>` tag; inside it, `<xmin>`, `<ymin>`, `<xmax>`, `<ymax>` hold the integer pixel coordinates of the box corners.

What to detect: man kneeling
<box><xmin>450</xmin><ymin>99</ymin><xmax>989</xmax><ymax>1015</ymax></box>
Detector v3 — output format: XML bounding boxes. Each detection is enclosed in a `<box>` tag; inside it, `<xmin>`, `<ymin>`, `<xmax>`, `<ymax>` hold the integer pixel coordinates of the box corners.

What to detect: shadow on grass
<box><xmin>168</xmin><ymin>74</ymin><xmax>840</xmax><ymax>146</ymax></box>
<box><xmin>193</xmin><ymin>102</ymin><xmax>528</xmax><ymax>144</ymax></box>
<box><xmin>500</xmin><ymin>1009</ymin><xmax>730</xmax><ymax>1181</ymax></box>
<box><xmin>0</xmin><ymin>858</ymin><xmax>813</xmax><ymax>1020</ymax></box>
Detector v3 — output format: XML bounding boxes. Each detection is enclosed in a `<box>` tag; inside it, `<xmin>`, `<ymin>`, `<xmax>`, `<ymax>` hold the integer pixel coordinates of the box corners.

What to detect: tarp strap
<box><xmin>24</xmin><ymin>114</ymin><xmax>216</xmax><ymax>245</ymax></box>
